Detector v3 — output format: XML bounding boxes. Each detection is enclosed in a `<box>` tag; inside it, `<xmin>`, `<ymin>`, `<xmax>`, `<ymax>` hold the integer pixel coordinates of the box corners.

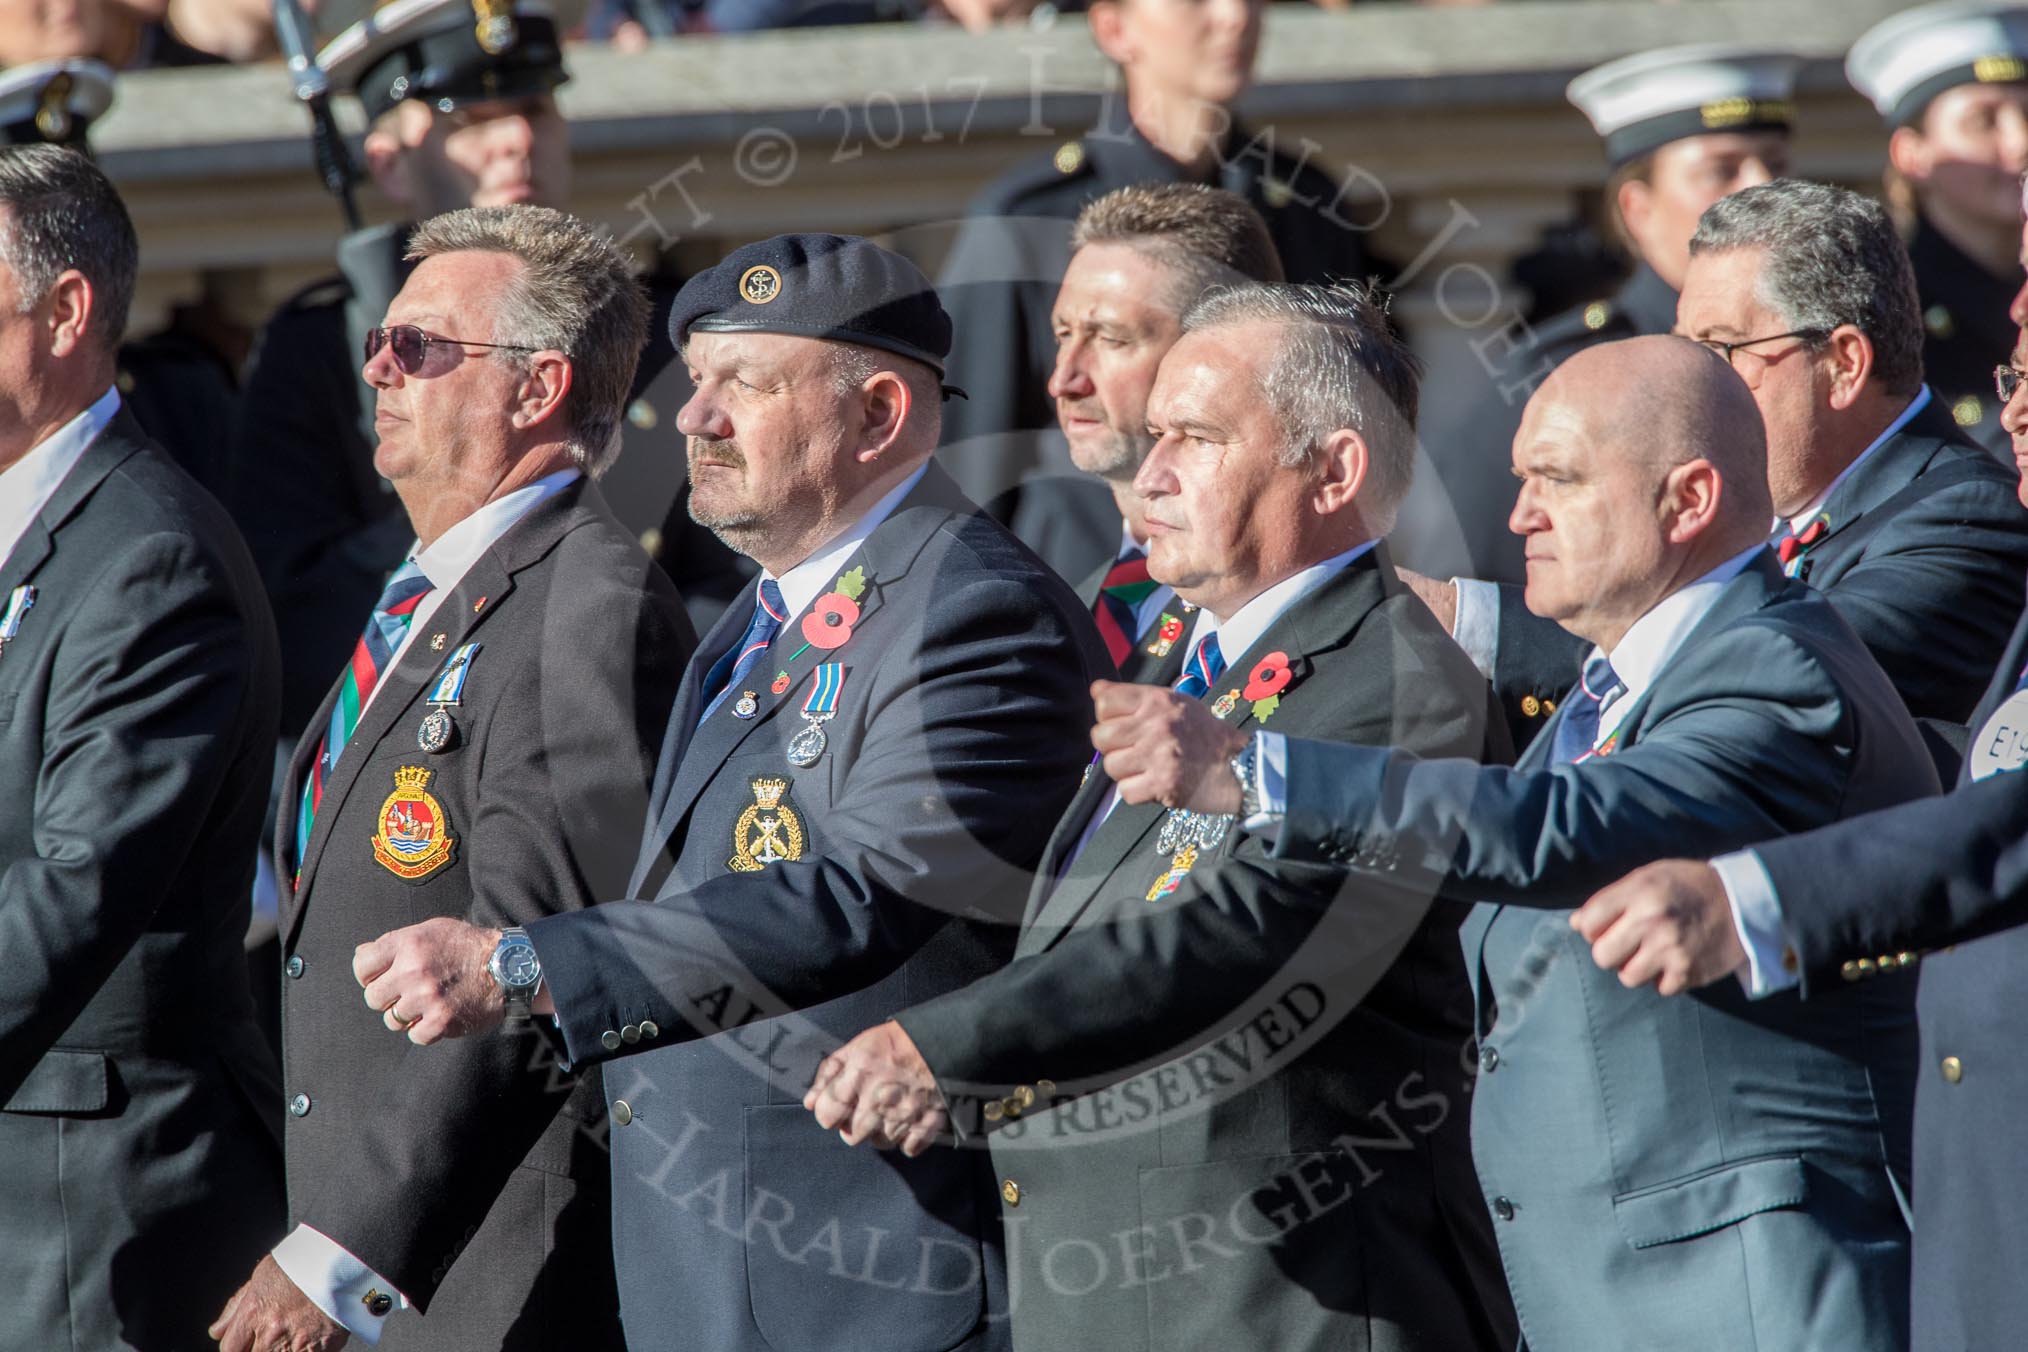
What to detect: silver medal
<box><xmin>1154</xmin><ymin>809</ymin><xmax>1234</xmax><ymax>856</ymax></box>
<box><xmin>733</xmin><ymin>691</ymin><xmax>759</xmax><ymax>720</ymax></box>
<box><xmin>786</xmin><ymin>714</ymin><xmax>831</xmax><ymax>768</ymax></box>
<box><xmin>417</xmin><ymin>707</ymin><xmax>456</xmax><ymax>753</ymax></box>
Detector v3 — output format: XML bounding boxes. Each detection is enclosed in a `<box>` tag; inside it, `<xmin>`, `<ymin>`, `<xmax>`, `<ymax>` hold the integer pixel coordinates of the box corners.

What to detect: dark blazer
<box><xmin>524</xmin><ymin>462</ymin><xmax>1114</xmax><ymax>1352</ymax></box>
<box><xmin>276</xmin><ymin>478</ymin><xmax>692</xmax><ymax>1351</ymax></box>
<box><xmin>933</xmin><ymin>106</ymin><xmax>1382</xmax><ymax>582</ymax></box>
<box><xmin>1485</xmin><ymin>397</ymin><xmax>2028</xmax><ymax>740</ymax></box>
<box><xmin>1264</xmin><ymin>554</ymin><xmax>1933</xmax><ymax>1351</ymax></box>
<box><xmin>896</xmin><ymin>545</ymin><xmax>1517</xmax><ymax>1352</ymax></box>
<box><xmin>0</xmin><ymin>411</ymin><xmax>287</xmax><ymax>1351</ymax></box>
<box><xmin>1754</xmin><ymin>603</ymin><xmax>2028</xmax><ymax>1352</ymax></box>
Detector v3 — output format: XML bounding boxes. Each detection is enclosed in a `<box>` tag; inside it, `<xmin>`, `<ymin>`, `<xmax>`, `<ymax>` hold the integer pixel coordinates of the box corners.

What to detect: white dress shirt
<box><xmin>1067</xmin><ymin>540</ymin><xmax>1375</xmax><ymax>867</ymax></box>
<box><xmin>763</xmin><ymin>462</ymin><xmax>927</xmax><ymax>619</ymax></box>
<box><xmin>0</xmin><ymin>385</ymin><xmax>119</xmax><ymax>566</ymax></box>
<box><xmin>273</xmin><ymin>464</ymin><xmax>580</xmax><ymax>1343</ymax></box>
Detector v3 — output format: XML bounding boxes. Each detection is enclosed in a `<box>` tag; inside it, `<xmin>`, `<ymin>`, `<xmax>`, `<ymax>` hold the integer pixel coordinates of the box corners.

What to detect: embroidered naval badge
<box><xmin>370</xmin><ymin>766</ymin><xmax>457</xmax><ymax>881</ymax></box>
<box><xmin>730</xmin><ymin>777</ymin><xmax>805</xmax><ymax>872</ymax></box>
<box><xmin>1146</xmin><ymin>845</ymin><xmax>1199</xmax><ymax>901</ymax></box>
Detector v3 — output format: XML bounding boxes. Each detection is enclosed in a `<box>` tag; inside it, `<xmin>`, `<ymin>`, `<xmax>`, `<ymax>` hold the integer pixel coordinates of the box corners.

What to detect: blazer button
<box><xmin>640</xmin><ymin>1020</ymin><xmax>659</xmax><ymax>1039</ymax></box>
<box><xmin>622</xmin><ymin>1024</ymin><xmax>641</xmax><ymax>1044</ymax></box>
<box><xmin>1478</xmin><ymin>1045</ymin><xmax>1499</xmax><ymax>1073</ymax></box>
<box><xmin>285</xmin><ymin>955</ymin><xmax>305</xmax><ymax>979</ymax></box>
<box><xmin>983</xmin><ymin>1100</ymin><xmax>1005</xmax><ymax>1123</ymax></box>
<box><xmin>1492</xmin><ymin>1196</ymin><xmax>1515</xmax><ymax>1221</ymax></box>
<box><xmin>1520</xmin><ymin>695</ymin><xmax>1541</xmax><ymax>717</ymax></box>
<box><xmin>1840</xmin><ymin>961</ymin><xmax>1860</xmax><ymax>982</ymax></box>
<box><xmin>1001</xmin><ymin>1179</ymin><xmax>1022</xmax><ymax>1207</ymax></box>
<box><xmin>612</xmin><ymin>1100</ymin><xmax>634</xmax><ymax>1126</ymax></box>
<box><xmin>602</xmin><ymin>1030</ymin><xmax>623</xmax><ymax>1051</ymax></box>
<box><xmin>288</xmin><ymin>1093</ymin><xmax>311</xmax><ymax>1118</ymax></box>
<box><xmin>1942</xmin><ymin>1056</ymin><xmax>1963</xmax><ymax>1084</ymax></box>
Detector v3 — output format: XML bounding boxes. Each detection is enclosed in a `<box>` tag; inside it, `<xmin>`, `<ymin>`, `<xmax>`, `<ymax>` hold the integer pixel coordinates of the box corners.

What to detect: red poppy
<box><xmin>801</xmin><ymin>592</ymin><xmax>861</xmax><ymax>648</ymax></box>
<box><xmin>771</xmin><ymin>672</ymin><xmax>791</xmax><ymax>694</ymax></box>
<box><xmin>1243</xmin><ymin>652</ymin><xmax>1292</xmax><ymax>702</ymax></box>
<box><xmin>1157</xmin><ymin>615</ymin><xmax>1185</xmax><ymax>643</ymax></box>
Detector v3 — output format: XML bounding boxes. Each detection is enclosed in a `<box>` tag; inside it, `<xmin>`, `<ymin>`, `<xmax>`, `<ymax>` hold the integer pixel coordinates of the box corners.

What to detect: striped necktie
<box><xmin>1173</xmin><ymin>631</ymin><xmax>1227</xmax><ymax>700</ymax></box>
<box><xmin>698</xmin><ymin>579</ymin><xmax>787</xmax><ymax>726</ymax></box>
<box><xmin>1773</xmin><ymin>513</ymin><xmax>1829</xmax><ymax>578</ymax></box>
<box><xmin>295</xmin><ymin>560</ymin><xmax>432</xmax><ymax>868</ymax></box>
<box><xmin>1551</xmin><ymin>654</ymin><xmax>1625</xmax><ymax>764</ymax></box>
<box><xmin>1094</xmin><ymin>548</ymin><xmax>1157</xmax><ymax>667</ymax></box>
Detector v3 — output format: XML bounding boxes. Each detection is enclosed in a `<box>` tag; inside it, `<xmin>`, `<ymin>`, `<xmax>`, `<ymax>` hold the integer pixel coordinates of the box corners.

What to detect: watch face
<box><xmin>495</xmin><ymin>938</ymin><xmax>541</xmax><ymax>988</ymax></box>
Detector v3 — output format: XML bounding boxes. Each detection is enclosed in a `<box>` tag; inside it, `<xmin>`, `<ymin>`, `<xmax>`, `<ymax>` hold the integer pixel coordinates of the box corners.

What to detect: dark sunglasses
<box><xmin>365</xmin><ymin>324</ymin><xmax>538</xmax><ymax>375</ymax></box>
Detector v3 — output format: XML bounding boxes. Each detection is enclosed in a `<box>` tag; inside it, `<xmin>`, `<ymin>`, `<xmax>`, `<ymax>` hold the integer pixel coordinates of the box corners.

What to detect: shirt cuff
<box><xmin>1243</xmin><ymin>730</ymin><xmax>1287</xmax><ymax>841</ymax></box>
<box><xmin>1711</xmin><ymin>849</ymin><xmax>1799</xmax><ymax>998</ymax></box>
<box><xmin>271</xmin><ymin>1223</ymin><xmax>409</xmax><ymax>1345</ymax></box>
<box><xmin>1450</xmin><ymin>578</ymin><xmax>1499</xmax><ymax>679</ymax></box>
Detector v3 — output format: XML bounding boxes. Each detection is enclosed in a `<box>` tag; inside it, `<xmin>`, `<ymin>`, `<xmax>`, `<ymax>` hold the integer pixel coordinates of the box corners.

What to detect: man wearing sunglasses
<box><xmin>207</xmin><ymin>205</ymin><xmax>693</xmax><ymax>1352</ymax></box>
<box><xmin>1408</xmin><ymin>179</ymin><xmax>2028</xmax><ymax>762</ymax></box>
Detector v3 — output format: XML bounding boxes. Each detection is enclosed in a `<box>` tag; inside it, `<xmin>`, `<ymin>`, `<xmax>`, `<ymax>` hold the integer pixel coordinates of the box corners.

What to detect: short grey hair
<box><xmin>406</xmin><ymin>205</ymin><xmax>650</xmax><ymax>476</ymax></box>
<box><xmin>1689</xmin><ymin>179</ymin><xmax>1924</xmax><ymax>397</ymax></box>
<box><xmin>0</xmin><ymin>144</ymin><xmax>137</xmax><ymax>354</ymax></box>
<box><xmin>824</xmin><ymin>341</ymin><xmax>943</xmax><ymax>439</ymax></box>
<box><xmin>1181</xmin><ymin>280</ymin><xmax>1421</xmax><ymax>526</ymax></box>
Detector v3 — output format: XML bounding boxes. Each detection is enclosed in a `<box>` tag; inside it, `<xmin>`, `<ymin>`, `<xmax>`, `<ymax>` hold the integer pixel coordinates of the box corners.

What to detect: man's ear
<box><xmin>512</xmin><ymin>352</ymin><xmax>573</xmax><ymax>431</ymax></box>
<box><xmin>1821</xmin><ymin>325</ymin><xmax>1876</xmax><ymax>412</ymax></box>
<box><xmin>1312</xmin><ymin>426</ymin><xmax>1369</xmax><ymax>517</ymax></box>
<box><xmin>853</xmin><ymin>369</ymin><xmax>911</xmax><ymax>463</ymax></box>
<box><xmin>1661</xmin><ymin>457</ymin><xmax>1723</xmax><ymax>544</ymax></box>
<box><xmin>44</xmin><ymin>270</ymin><xmax>94</xmax><ymax>359</ymax></box>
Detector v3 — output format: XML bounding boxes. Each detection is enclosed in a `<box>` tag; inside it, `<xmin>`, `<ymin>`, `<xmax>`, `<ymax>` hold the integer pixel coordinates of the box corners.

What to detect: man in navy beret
<box><xmin>355</xmin><ymin>234</ymin><xmax>1113</xmax><ymax>1352</ymax></box>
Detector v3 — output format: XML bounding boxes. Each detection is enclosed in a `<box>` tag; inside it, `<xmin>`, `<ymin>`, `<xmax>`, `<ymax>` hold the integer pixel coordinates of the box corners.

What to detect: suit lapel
<box><xmin>1803</xmin><ymin>402</ymin><xmax>1956</xmax><ymax>565</ymax></box>
<box><xmin>0</xmin><ymin>413</ymin><xmax>148</xmax><ymax>596</ymax></box>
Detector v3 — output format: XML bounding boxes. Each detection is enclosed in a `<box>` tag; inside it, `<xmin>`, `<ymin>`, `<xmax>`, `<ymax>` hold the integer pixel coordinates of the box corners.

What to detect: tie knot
<box><xmin>758</xmin><ymin>578</ymin><xmax>787</xmax><ymax>623</ymax></box>
<box><xmin>373</xmin><ymin>561</ymin><xmax>431</xmax><ymax>620</ymax></box>
<box><xmin>1579</xmin><ymin>655</ymin><xmax>1621</xmax><ymax>704</ymax></box>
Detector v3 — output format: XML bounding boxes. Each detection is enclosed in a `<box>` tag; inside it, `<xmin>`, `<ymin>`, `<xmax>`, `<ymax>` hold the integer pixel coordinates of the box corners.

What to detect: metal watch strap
<box><xmin>1231</xmin><ymin>739</ymin><xmax>1261</xmax><ymax>820</ymax></box>
<box><xmin>498</xmin><ymin>925</ymin><xmax>535</xmax><ymax>1023</ymax></box>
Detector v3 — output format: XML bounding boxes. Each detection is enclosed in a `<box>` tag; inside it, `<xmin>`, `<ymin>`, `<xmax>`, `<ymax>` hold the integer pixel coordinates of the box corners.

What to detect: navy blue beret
<box><xmin>670</xmin><ymin>233</ymin><xmax>956</xmax><ymax>381</ymax></box>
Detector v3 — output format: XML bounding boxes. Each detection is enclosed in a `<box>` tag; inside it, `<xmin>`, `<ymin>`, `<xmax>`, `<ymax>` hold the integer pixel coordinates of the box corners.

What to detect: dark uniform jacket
<box><xmin>1410</xmin><ymin>262</ymin><xmax>1676</xmax><ymax>588</ymax></box>
<box><xmin>0</xmin><ymin>410</ymin><xmax>286</xmax><ymax>1351</ymax></box>
<box><xmin>230</xmin><ymin>223</ymin><xmax>744</xmax><ymax>736</ymax></box>
<box><xmin>1756</xmin><ymin>602</ymin><xmax>2028</xmax><ymax>1352</ymax></box>
<box><xmin>522</xmin><ymin>462</ymin><xmax>1114</xmax><ymax>1352</ymax></box>
<box><xmin>897</xmin><ymin>544</ymin><xmax>1518</xmax><ymax>1352</ymax></box>
<box><xmin>1909</xmin><ymin>215</ymin><xmax>2017</xmax><ymax>459</ymax></box>
<box><xmin>1266</xmin><ymin>555</ymin><xmax>1934</xmax><ymax>1351</ymax></box>
<box><xmin>276</xmin><ymin>478</ymin><xmax>692</xmax><ymax>1351</ymax></box>
<box><xmin>935</xmin><ymin>107</ymin><xmax>1385</xmax><ymax>583</ymax></box>
<box><xmin>1486</xmin><ymin>396</ymin><xmax>2028</xmax><ymax>746</ymax></box>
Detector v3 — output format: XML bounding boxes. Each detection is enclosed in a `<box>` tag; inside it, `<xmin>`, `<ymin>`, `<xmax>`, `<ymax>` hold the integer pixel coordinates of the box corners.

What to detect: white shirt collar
<box><xmin>766</xmin><ymin>462</ymin><xmax>928</xmax><ymax>618</ymax></box>
<box><xmin>1589</xmin><ymin>543</ymin><xmax>1764</xmax><ymax>741</ymax></box>
<box><xmin>411</xmin><ymin>467</ymin><xmax>582</xmax><ymax>591</ymax></box>
<box><xmin>0</xmin><ymin>385</ymin><xmax>120</xmax><ymax>567</ymax></box>
<box><xmin>1185</xmin><ymin>540</ymin><xmax>1378</xmax><ymax>674</ymax></box>
<box><xmin>1784</xmin><ymin>386</ymin><xmax>1930</xmax><ymax>534</ymax></box>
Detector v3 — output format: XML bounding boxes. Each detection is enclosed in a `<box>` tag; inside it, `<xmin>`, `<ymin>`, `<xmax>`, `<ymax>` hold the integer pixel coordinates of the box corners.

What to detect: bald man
<box><xmin>1033</xmin><ymin>337</ymin><xmax>1937</xmax><ymax>1350</ymax></box>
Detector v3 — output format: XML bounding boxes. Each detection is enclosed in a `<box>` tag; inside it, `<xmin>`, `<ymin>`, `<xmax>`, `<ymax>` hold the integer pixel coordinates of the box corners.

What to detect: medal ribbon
<box><xmin>429</xmin><ymin>643</ymin><xmax>483</xmax><ymax>706</ymax></box>
<box><xmin>803</xmin><ymin>662</ymin><xmax>845</xmax><ymax>716</ymax></box>
<box><xmin>0</xmin><ymin>584</ymin><xmax>35</xmax><ymax>642</ymax></box>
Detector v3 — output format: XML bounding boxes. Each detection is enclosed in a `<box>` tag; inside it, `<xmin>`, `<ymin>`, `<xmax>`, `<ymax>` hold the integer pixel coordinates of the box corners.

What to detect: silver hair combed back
<box><xmin>0</xmin><ymin>144</ymin><xmax>137</xmax><ymax>353</ymax></box>
<box><xmin>1688</xmin><ymin>179</ymin><xmax>1924</xmax><ymax>397</ymax></box>
<box><xmin>406</xmin><ymin>205</ymin><xmax>651</xmax><ymax>476</ymax></box>
<box><xmin>1181</xmin><ymin>280</ymin><xmax>1422</xmax><ymax>525</ymax></box>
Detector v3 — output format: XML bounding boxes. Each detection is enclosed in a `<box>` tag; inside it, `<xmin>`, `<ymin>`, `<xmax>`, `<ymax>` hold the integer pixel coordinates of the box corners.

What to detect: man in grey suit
<box><xmin>0</xmin><ymin>146</ymin><xmax>286</xmax><ymax>1350</ymax></box>
<box><xmin>812</xmin><ymin>280</ymin><xmax>1516</xmax><ymax>1351</ymax></box>
<box><xmin>834</xmin><ymin>336</ymin><xmax>1938</xmax><ymax>1350</ymax></box>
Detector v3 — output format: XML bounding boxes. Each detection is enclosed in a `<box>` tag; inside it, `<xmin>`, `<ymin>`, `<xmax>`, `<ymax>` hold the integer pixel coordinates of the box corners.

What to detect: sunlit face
<box><xmin>1134</xmin><ymin>321</ymin><xmax>1318</xmax><ymax>617</ymax></box>
<box><xmin>1048</xmin><ymin>243</ymin><xmax>1186</xmax><ymax>481</ymax></box>
<box><xmin>1674</xmin><ymin>245</ymin><xmax>1823</xmax><ymax>514</ymax></box>
<box><xmin>1508</xmin><ymin>391</ymin><xmax>1671</xmax><ymax>647</ymax></box>
<box><xmin>680</xmin><ymin>330</ymin><xmax>858</xmax><ymax>562</ymax></box>
<box><xmin>1998</xmin><ymin>325</ymin><xmax>2028</xmax><ymax>508</ymax></box>
<box><xmin>392</xmin><ymin>93</ymin><xmax>572</xmax><ymax>218</ymax></box>
<box><xmin>2009</xmin><ymin>214</ymin><xmax>2028</xmax><ymax>326</ymax></box>
<box><xmin>1900</xmin><ymin>83</ymin><xmax>2028</xmax><ymax>235</ymax></box>
<box><xmin>364</xmin><ymin>251</ymin><xmax>530</xmax><ymax>494</ymax></box>
<box><xmin>1098</xmin><ymin>0</ymin><xmax>1263</xmax><ymax>110</ymax></box>
<box><xmin>1622</xmin><ymin>131</ymin><xmax>1790</xmax><ymax>289</ymax></box>
<box><xmin>0</xmin><ymin>0</ymin><xmax>98</xmax><ymax>63</ymax></box>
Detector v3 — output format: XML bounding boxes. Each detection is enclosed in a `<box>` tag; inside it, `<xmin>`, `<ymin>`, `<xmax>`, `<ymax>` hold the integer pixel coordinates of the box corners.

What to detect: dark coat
<box><xmin>0</xmin><ymin>410</ymin><xmax>287</xmax><ymax>1350</ymax></box>
<box><xmin>276</xmin><ymin>478</ymin><xmax>693</xmax><ymax>1351</ymax></box>
<box><xmin>524</xmin><ymin>461</ymin><xmax>1114</xmax><ymax>1352</ymax></box>
<box><xmin>897</xmin><ymin>544</ymin><xmax>1519</xmax><ymax>1352</ymax></box>
<box><xmin>1909</xmin><ymin>215</ymin><xmax>2017</xmax><ymax>460</ymax></box>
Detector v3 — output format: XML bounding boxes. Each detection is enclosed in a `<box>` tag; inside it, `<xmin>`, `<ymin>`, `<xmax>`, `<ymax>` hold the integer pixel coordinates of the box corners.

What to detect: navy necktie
<box><xmin>1551</xmin><ymin>654</ymin><xmax>1625</xmax><ymax>764</ymax></box>
<box><xmin>1173</xmin><ymin>631</ymin><xmax>1227</xmax><ymax>700</ymax></box>
<box><xmin>698</xmin><ymin>579</ymin><xmax>786</xmax><ymax>726</ymax></box>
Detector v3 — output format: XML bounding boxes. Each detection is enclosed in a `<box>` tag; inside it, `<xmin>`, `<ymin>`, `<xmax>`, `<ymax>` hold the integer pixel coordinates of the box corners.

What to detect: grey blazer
<box><xmin>0</xmin><ymin>412</ymin><xmax>286</xmax><ymax>1350</ymax></box>
<box><xmin>1270</xmin><ymin>553</ymin><xmax>1934</xmax><ymax>1351</ymax></box>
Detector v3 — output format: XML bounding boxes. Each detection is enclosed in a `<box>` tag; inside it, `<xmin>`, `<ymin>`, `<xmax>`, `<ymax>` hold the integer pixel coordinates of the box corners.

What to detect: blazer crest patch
<box><xmin>730</xmin><ymin>777</ymin><xmax>805</xmax><ymax>872</ymax></box>
<box><xmin>371</xmin><ymin>765</ymin><xmax>457</xmax><ymax>881</ymax></box>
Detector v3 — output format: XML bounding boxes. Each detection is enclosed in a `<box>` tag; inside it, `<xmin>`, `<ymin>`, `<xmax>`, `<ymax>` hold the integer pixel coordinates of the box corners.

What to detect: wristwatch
<box><xmin>1230</xmin><ymin>738</ymin><xmax>1261</xmax><ymax>820</ymax></box>
<box><xmin>487</xmin><ymin>927</ymin><xmax>542</xmax><ymax>1023</ymax></box>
